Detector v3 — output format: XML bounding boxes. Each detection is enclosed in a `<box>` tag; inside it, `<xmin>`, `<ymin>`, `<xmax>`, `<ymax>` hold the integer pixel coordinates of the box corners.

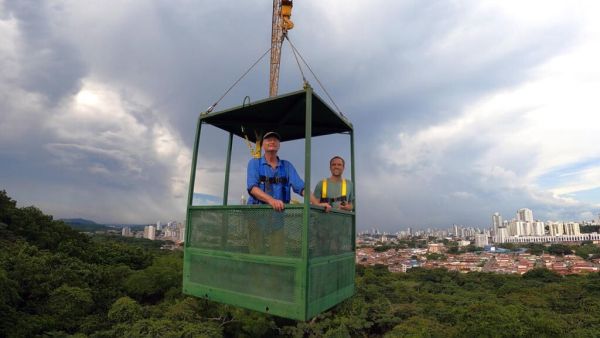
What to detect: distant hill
<box><xmin>61</xmin><ymin>218</ymin><xmax>113</xmax><ymax>232</ymax></box>
<box><xmin>61</xmin><ymin>218</ymin><xmax>98</xmax><ymax>225</ymax></box>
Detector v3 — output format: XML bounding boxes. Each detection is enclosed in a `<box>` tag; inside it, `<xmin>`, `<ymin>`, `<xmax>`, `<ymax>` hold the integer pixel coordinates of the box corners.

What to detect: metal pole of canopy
<box><xmin>303</xmin><ymin>86</ymin><xmax>312</xmax><ymax>223</ymax></box>
<box><xmin>302</xmin><ymin>85</ymin><xmax>312</xmax><ymax>315</ymax></box>
<box><xmin>186</xmin><ymin>118</ymin><xmax>203</xmax><ymax>247</ymax></box>
<box><xmin>303</xmin><ymin>94</ymin><xmax>312</xmax><ymax>207</ymax></box>
<box><xmin>223</xmin><ymin>132</ymin><xmax>233</xmax><ymax>205</ymax></box>
<box><xmin>187</xmin><ymin>118</ymin><xmax>203</xmax><ymax>208</ymax></box>
<box><xmin>220</xmin><ymin>132</ymin><xmax>234</xmax><ymax>249</ymax></box>
<box><xmin>350</xmin><ymin>130</ymin><xmax>356</xmax><ymax>250</ymax></box>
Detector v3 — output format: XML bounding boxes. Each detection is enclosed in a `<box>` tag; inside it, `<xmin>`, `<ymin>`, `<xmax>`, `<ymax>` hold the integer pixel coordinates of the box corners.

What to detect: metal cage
<box><xmin>183</xmin><ymin>86</ymin><xmax>356</xmax><ymax>320</ymax></box>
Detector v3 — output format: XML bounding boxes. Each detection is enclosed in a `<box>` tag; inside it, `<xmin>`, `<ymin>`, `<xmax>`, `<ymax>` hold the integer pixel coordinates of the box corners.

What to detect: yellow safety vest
<box><xmin>321</xmin><ymin>178</ymin><xmax>347</xmax><ymax>203</ymax></box>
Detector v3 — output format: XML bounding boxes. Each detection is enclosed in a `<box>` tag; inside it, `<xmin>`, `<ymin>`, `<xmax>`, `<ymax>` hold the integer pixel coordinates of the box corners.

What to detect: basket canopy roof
<box><xmin>200</xmin><ymin>89</ymin><xmax>353</xmax><ymax>142</ymax></box>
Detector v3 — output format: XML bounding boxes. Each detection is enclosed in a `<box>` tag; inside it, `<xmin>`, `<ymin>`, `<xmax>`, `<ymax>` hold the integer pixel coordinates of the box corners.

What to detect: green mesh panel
<box><xmin>309</xmin><ymin>210</ymin><xmax>353</xmax><ymax>258</ymax></box>
<box><xmin>184</xmin><ymin>205</ymin><xmax>355</xmax><ymax>320</ymax></box>
<box><xmin>308</xmin><ymin>257</ymin><xmax>355</xmax><ymax>301</ymax></box>
<box><xmin>188</xmin><ymin>254</ymin><xmax>296</xmax><ymax>302</ymax></box>
<box><xmin>188</xmin><ymin>207</ymin><xmax>303</xmax><ymax>257</ymax></box>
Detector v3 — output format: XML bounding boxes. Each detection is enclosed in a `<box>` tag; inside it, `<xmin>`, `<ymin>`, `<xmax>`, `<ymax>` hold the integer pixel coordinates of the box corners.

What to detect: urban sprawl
<box><xmin>113</xmin><ymin>208</ymin><xmax>600</xmax><ymax>276</ymax></box>
<box><xmin>357</xmin><ymin>208</ymin><xmax>600</xmax><ymax>275</ymax></box>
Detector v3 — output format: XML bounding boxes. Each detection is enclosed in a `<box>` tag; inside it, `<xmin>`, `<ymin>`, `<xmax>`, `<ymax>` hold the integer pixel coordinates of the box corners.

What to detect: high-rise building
<box><xmin>475</xmin><ymin>234</ymin><xmax>489</xmax><ymax>247</ymax></box>
<box><xmin>508</xmin><ymin>220</ymin><xmax>525</xmax><ymax>237</ymax></box>
<box><xmin>524</xmin><ymin>222</ymin><xmax>532</xmax><ymax>236</ymax></box>
<box><xmin>178</xmin><ymin>222</ymin><xmax>185</xmax><ymax>242</ymax></box>
<box><xmin>532</xmin><ymin>221</ymin><xmax>545</xmax><ymax>236</ymax></box>
<box><xmin>492</xmin><ymin>212</ymin><xmax>502</xmax><ymax>231</ymax></box>
<box><xmin>144</xmin><ymin>225</ymin><xmax>156</xmax><ymax>240</ymax></box>
<box><xmin>517</xmin><ymin>208</ymin><xmax>534</xmax><ymax>223</ymax></box>
<box><xmin>122</xmin><ymin>226</ymin><xmax>132</xmax><ymax>237</ymax></box>
<box><xmin>494</xmin><ymin>227</ymin><xmax>509</xmax><ymax>243</ymax></box>
<box><xmin>564</xmin><ymin>222</ymin><xmax>581</xmax><ymax>235</ymax></box>
<box><xmin>548</xmin><ymin>221</ymin><xmax>564</xmax><ymax>236</ymax></box>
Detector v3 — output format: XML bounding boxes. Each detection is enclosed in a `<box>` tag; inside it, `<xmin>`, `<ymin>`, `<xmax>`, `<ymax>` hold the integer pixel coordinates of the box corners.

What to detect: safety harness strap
<box><xmin>321</xmin><ymin>196</ymin><xmax>348</xmax><ymax>204</ymax></box>
<box><xmin>259</xmin><ymin>175</ymin><xmax>288</xmax><ymax>184</ymax></box>
<box><xmin>254</xmin><ymin>159</ymin><xmax>291</xmax><ymax>203</ymax></box>
<box><xmin>320</xmin><ymin>179</ymin><xmax>347</xmax><ymax>203</ymax></box>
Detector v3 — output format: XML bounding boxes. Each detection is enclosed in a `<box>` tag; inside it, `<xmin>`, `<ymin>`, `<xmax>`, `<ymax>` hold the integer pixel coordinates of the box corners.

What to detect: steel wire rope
<box><xmin>285</xmin><ymin>33</ymin><xmax>308</xmax><ymax>86</ymax></box>
<box><xmin>284</xmin><ymin>34</ymin><xmax>345</xmax><ymax>117</ymax></box>
<box><xmin>205</xmin><ymin>47</ymin><xmax>272</xmax><ymax>113</ymax></box>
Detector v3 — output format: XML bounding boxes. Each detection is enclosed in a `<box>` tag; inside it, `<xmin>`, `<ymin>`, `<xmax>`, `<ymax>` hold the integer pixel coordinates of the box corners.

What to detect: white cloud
<box><xmin>550</xmin><ymin>167</ymin><xmax>600</xmax><ymax>196</ymax></box>
<box><xmin>371</xmin><ymin>10</ymin><xmax>600</xmax><ymax>227</ymax></box>
<box><xmin>3</xmin><ymin>0</ymin><xmax>600</xmax><ymax>228</ymax></box>
<box><xmin>0</xmin><ymin>15</ymin><xmax>49</xmax><ymax>143</ymax></box>
<box><xmin>37</xmin><ymin>79</ymin><xmax>192</xmax><ymax>221</ymax></box>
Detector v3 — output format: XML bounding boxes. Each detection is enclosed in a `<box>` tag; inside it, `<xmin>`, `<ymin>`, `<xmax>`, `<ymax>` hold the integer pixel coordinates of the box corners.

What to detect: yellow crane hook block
<box><xmin>281</xmin><ymin>0</ymin><xmax>294</xmax><ymax>30</ymax></box>
<box><xmin>242</xmin><ymin>126</ymin><xmax>262</xmax><ymax>158</ymax></box>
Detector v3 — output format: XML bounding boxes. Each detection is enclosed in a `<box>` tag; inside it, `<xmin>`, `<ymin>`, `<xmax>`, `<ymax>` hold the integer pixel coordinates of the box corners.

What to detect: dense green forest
<box><xmin>2</xmin><ymin>190</ymin><xmax>600</xmax><ymax>337</ymax></box>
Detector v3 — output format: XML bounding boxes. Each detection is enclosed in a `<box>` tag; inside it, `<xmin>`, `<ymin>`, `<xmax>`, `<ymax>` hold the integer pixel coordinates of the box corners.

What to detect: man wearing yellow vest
<box><xmin>313</xmin><ymin>156</ymin><xmax>354</xmax><ymax>211</ymax></box>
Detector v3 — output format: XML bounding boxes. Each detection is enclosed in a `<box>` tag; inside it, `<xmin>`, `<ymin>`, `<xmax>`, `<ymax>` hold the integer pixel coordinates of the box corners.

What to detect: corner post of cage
<box><xmin>183</xmin><ymin>115</ymin><xmax>202</xmax><ymax>291</ymax></box>
<box><xmin>223</xmin><ymin>132</ymin><xmax>234</xmax><ymax>206</ymax></box>
<box><xmin>303</xmin><ymin>86</ymin><xmax>313</xmax><ymax>223</ymax></box>
<box><xmin>350</xmin><ymin>129</ymin><xmax>356</xmax><ymax>250</ymax></box>
<box><xmin>302</xmin><ymin>85</ymin><xmax>313</xmax><ymax>316</ymax></box>
<box><xmin>186</xmin><ymin>117</ymin><xmax>203</xmax><ymax>210</ymax></box>
<box><xmin>303</xmin><ymin>90</ymin><xmax>313</xmax><ymax>214</ymax></box>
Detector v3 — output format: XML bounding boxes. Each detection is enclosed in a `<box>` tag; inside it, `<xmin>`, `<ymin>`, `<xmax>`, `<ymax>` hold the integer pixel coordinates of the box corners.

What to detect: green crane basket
<box><xmin>183</xmin><ymin>86</ymin><xmax>356</xmax><ymax>321</ymax></box>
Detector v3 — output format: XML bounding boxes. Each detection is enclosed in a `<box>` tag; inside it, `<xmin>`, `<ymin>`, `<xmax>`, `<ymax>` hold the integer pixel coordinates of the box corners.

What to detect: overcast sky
<box><xmin>2</xmin><ymin>0</ymin><xmax>600</xmax><ymax>232</ymax></box>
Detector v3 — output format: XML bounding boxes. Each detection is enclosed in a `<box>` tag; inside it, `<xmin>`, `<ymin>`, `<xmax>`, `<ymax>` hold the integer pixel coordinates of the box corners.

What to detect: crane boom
<box><xmin>269</xmin><ymin>0</ymin><xmax>293</xmax><ymax>97</ymax></box>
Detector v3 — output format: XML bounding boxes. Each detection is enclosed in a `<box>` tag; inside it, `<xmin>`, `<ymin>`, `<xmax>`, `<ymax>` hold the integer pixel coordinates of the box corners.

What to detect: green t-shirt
<box><xmin>313</xmin><ymin>178</ymin><xmax>354</xmax><ymax>210</ymax></box>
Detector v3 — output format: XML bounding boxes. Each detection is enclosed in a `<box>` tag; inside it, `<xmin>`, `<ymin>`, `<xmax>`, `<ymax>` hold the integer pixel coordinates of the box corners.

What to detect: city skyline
<box><xmin>365</xmin><ymin>206</ymin><xmax>600</xmax><ymax>235</ymax></box>
<box><xmin>2</xmin><ymin>1</ymin><xmax>600</xmax><ymax>232</ymax></box>
<box><xmin>62</xmin><ymin>204</ymin><xmax>600</xmax><ymax>234</ymax></box>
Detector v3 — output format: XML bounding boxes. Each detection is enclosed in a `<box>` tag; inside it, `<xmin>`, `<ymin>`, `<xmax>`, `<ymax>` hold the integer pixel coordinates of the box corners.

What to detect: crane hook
<box><xmin>281</xmin><ymin>0</ymin><xmax>294</xmax><ymax>30</ymax></box>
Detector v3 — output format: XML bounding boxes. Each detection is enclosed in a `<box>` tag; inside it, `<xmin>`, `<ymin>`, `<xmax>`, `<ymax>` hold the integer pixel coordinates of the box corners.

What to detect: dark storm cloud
<box><xmin>61</xmin><ymin>1</ymin><xmax>275</xmax><ymax>145</ymax></box>
<box><xmin>5</xmin><ymin>0</ymin><xmax>87</xmax><ymax>103</ymax></box>
<box><xmin>1</xmin><ymin>1</ymin><xmax>598</xmax><ymax>229</ymax></box>
<box><xmin>317</xmin><ymin>5</ymin><xmax>579</xmax><ymax>139</ymax></box>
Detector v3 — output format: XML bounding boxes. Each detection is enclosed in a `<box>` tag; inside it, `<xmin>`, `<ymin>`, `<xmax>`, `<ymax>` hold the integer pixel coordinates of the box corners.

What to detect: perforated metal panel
<box><xmin>188</xmin><ymin>206</ymin><xmax>303</xmax><ymax>257</ymax></box>
<box><xmin>189</xmin><ymin>254</ymin><xmax>297</xmax><ymax>302</ymax></box>
<box><xmin>183</xmin><ymin>205</ymin><xmax>355</xmax><ymax>320</ymax></box>
<box><xmin>309</xmin><ymin>209</ymin><xmax>353</xmax><ymax>258</ymax></box>
<box><xmin>308</xmin><ymin>258</ymin><xmax>354</xmax><ymax>300</ymax></box>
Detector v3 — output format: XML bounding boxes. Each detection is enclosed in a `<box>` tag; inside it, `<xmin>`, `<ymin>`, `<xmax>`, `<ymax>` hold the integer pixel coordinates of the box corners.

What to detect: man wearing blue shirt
<box><xmin>246</xmin><ymin>131</ymin><xmax>324</xmax><ymax>209</ymax></box>
<box><xmin>246</xmin><ymin>131</ymin><xmax>327</xmax><ymax>255</ymax></box>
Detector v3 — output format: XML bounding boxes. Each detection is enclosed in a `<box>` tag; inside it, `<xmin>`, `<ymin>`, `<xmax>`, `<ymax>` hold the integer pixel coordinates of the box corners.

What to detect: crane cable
<box><xmin>284</xmin><ymin>34</ymin><xmax>345</xmax><ymax>117</ymax></box>
<box><xmin>202</xmin><ymin>48</ymin><xmax>272</xmax><ymax>157</ymax></box>
<box><xmin>285</xmin><ymin>32</ymin><xmax>307</xmax><ymax>86</ymax></box>
<box><xmin>205</xmin><ymin>47</ymin><xmax>272</xmax><ymax>114</ymax></box>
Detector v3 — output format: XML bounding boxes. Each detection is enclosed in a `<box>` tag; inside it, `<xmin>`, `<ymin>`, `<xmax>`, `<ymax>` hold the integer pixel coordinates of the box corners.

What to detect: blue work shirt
<box><xmin>246</xmin><ymin>156</ymin><xmax>305</xmax><ymax>204</ymax></box>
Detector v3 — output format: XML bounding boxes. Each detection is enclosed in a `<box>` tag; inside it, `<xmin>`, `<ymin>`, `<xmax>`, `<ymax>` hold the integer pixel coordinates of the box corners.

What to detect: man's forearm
<box><xmin>250</xmin><ymin>187</ymin><xmax>275</xmax><ymax>204</ymax></box>
<box><xmin>250</xmin><ymin>186</ymin><xmax>284</xmax><ymax>211</ymax></box>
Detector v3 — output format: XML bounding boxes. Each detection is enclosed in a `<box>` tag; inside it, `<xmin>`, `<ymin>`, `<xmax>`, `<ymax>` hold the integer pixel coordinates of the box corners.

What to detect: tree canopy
<box><xmin>2</xmin><ymin>190</ymin><xmax>600</xmax><ymax>337</ymax></box>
